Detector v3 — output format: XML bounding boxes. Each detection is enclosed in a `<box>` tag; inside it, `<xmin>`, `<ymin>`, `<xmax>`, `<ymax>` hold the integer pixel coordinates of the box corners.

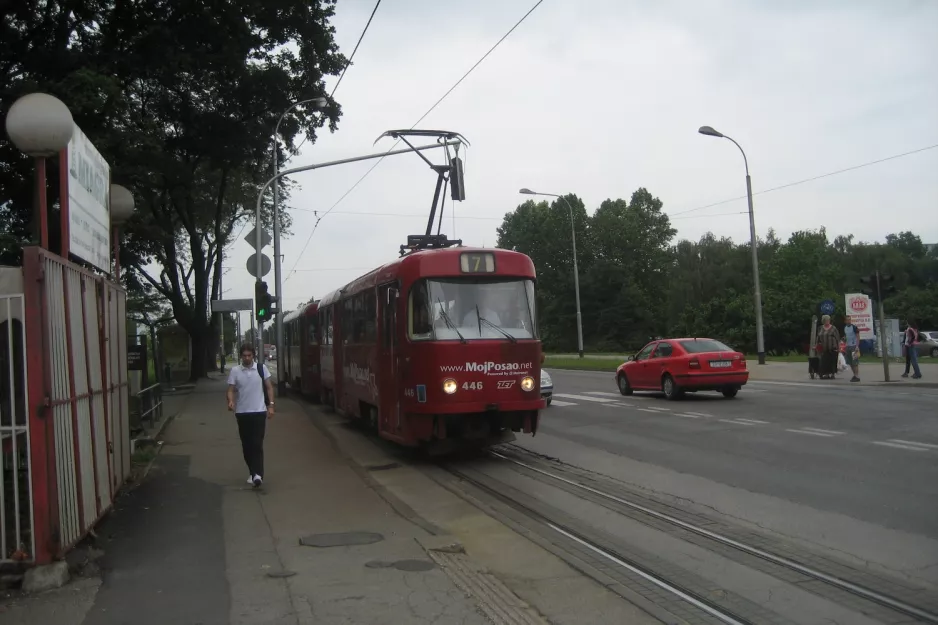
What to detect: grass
<box><xmin>544</xmin><ymin>356</ymin><xmax>620</xmax><ymax>372</ymax></box>
<box><xmin>543</xmin><ymin>353</ymin><xmax>933</xmax><ymax>372</ymax></box>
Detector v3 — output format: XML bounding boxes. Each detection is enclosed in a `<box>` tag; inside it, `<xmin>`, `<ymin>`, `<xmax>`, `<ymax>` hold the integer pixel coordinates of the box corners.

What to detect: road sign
<box><xmin>211</xmin><ymin>298</ymin><xmax>254</xmax><ymax>313</ymax></box>
<box><xmin>819</xmin><ymin>299</ymin><xmax>835</xmax><ymax>316</ymax></box>
<box><xmin>246</xmin><ymin>254</ymin><xmax>271</xmax><ymax>278</ymax></box>
<box><xmin>244</xmin><ymin>226</ymin><xmax>272</xmax><ymax>250</ymax></box>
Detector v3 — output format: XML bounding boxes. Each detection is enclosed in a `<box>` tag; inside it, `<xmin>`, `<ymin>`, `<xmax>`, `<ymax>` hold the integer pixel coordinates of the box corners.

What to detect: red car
<box><xmin>615</xmin><ymin>338</ymin><xmax>748</xmax><ymax>400</ymax></box>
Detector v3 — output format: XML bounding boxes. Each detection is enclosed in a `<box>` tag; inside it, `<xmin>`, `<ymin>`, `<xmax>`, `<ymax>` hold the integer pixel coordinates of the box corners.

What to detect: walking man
<box><xmin>226</xmin><ymin>343</ymin><xmax>275</xmax><ymax>487</ymax></box>
<box><xmin>843</xmin><ymin>315</ymin><xmax>861</xmax><ymax>382</ymax></box>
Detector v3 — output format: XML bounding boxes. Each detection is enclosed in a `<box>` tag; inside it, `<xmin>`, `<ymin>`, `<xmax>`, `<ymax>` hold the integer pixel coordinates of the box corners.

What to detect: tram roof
<box><xmin>317</xmin><ymin>246</ymin><xmax>535</xmax><ymax>308</ymax></box>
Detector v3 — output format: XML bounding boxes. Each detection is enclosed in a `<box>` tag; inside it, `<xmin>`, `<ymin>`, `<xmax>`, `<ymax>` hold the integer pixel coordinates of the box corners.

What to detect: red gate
<box><xmin>0</xmin><ymin>247</ymin><xmax>131</xmax><ymax>565</ymax></box>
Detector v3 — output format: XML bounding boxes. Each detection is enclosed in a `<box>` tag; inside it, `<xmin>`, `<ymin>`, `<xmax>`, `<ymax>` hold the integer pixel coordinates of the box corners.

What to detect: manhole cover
<box><xmin>365</xmin><ymin>559</ymin><xmax>436</xmax><ymax>572</ymax></box>
<box><xmin>299</xmin><ymin>532</ymin><xmax>384</xmax><ymax>548</ymax></box>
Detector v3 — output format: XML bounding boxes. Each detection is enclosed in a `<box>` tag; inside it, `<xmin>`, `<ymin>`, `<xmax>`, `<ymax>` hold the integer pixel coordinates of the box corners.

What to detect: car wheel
<box><xmin>662</xmin><ymin>374</ymin><xmax>681</xmax><ymax>400</ymax></box>
<box><xmin>546</xmin><ymin>397</ymin><xmax>552</xmax><ymax>406</ymax></box>
<box><xmin>722</xmin><ymin>387</ymin><xmax>739</xmax><ymax>399</ymax></box>
<box><xmin>931</xmin><ymin>347</ymin><xmax>938</xmax><ymax>358</ymax></box>
<box><xmin>617</xmin><ymin>373</ymin><xmax>633</xmax><ymax>396</ymax></box>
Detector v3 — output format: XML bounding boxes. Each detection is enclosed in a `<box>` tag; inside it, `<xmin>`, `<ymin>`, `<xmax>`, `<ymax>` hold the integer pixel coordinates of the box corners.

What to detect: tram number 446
<box><xmin>463</xmin><ymin>381</ymin><xmax>483</xmax><ymax>390</ymax></box>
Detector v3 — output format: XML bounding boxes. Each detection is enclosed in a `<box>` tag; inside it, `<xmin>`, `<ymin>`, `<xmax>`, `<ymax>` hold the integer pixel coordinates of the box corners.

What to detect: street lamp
<box><xmin>109</xmin><ymin>184</ymin><xmax>135</xmax><ymax>281</ymax></box>
<box><xmin>519</xmin><ymin>188</ymin><xmax>584</xmax><ymax>358</ymax></box>
<box><xmin>5</xmin><ymin>93</ymin><xmax>74</xmax><ymax>251</ymax></box>
<box><xmin>698</xmin><ymin>125</ymin><xmax>766</xmax><ymax>365</ymax></box>
<box><xmin>270</xmin><ymin>96</ymin><xmax>328</xmax><ymax>395</ymax></box>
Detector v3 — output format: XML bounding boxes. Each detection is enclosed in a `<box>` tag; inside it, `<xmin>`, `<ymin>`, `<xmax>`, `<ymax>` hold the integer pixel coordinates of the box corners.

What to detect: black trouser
<box><xmin>904</xmin><ymin>347</ymin><xmax>911</xmax><ymax>375</ymax></box>
<box><xmin>236</xmin><ymin>412</ymin><xmax>267</xmax><ymax>478</ymax></box>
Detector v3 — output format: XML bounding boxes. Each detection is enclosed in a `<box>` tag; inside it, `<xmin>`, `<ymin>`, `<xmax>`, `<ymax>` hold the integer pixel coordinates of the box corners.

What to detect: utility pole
<box><xmin>218</xmin><ymin>254</ymin><xmax>225</xmax><ymax>374</ymax></box>
<box><xmin>861</xmin><ymin>270</ymin><xmax>896</xmax><ymax>382</ymax></box>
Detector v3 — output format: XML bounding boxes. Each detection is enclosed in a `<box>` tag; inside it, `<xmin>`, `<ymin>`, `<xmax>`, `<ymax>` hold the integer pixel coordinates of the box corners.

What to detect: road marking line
<box><xmin>685</xmin><ymin>411</ymin><xmax>712</xmax><ymax>417</ymax></box>
<box><xmin>801</xmin><ymin>427</ymin><xmax>845</xmax><ymax>435</ymax></box>
<box><xmin>874</xmin><ymin>441</ymin><xmax>929</xmax><ymax>452</ymax></box>
<box><xmin>549</xmin><ymin>400</ymin><xmax>577</xmax><ymax>407</ymax></box>
<box><xmin>646</xmin><ymin>406</ymin><xmax>671</xmax><ymax>412</ymax></box>
<box><xmin>888</xmin><ymin>439</ymin><xmax>938</xmax><ymax>450</ymax></box>
<box><xmin>637</xmin><ymin>408</ymin><xmax>660</xmax><ymax>414</ymax></box>
<box><xmin>720</xmin><ymin>419</ymin><xmax>757</xmax><ymax>426</ymax></box>
<box><xmin>734</xmin><ymin>418</ymin><xmax>769</xmax><ymax>424</ymax></box>
<box><xmin>601</xmin><ymin>403</ymin><xmax>631</xmax><ymax>409</ymax></box>
<box><xmin>675</xmin><ymin>413</ymin><xmax>702</xmax><ymax>419</ymax></box>
<box><xmin>554</xmin><ymin>393</ymin><xmax>617</xmax><ymax>403</ymax></box>
<box><xmin>786</xmin><ymin>429</ymin><xmax>834</xmax><ymax>437</ymax></box>
<box><xmin>585</xmin><ymin>391</ymin><xmax>622</xmax><ymax>397</ymax></box>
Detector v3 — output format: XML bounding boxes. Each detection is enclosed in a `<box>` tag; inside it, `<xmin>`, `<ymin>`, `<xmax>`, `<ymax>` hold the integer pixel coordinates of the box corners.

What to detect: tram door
<box><xmin>378</xmin><ymin>282</ymin><xmax>401</xmax><ymax>434</ymax></box>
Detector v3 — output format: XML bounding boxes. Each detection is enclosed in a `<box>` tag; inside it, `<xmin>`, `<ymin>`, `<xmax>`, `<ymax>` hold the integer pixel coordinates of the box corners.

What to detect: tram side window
<box><xmin>321</xmin><ymin>308</ymin><xmax>333</xmax><ymax>345</ymax></box>
<box><xmin>308</xmin><ymin>315</ymin><xmax>319</xmax><ymax>346</ymax></box>
<box><xmin>362</xmin><ymin>291</ymin><xmax>377</xmax><ymax>343</ymax></box>
<box><xmin>409</xmin><ymin>281</ymin><xmax>433</xmax><ymax>340</ymax></box>
<box><xmin>342</xmin><ymin>299</ymin><xmax>355</xmax><ymax>343</ymax></box>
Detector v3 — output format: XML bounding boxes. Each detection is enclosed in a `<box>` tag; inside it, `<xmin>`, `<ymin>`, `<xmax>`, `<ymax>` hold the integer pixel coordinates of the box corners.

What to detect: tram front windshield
<box><xmin>409</xmin><ymin>279</ymin><xmax>536</xmax><ymax>341</ymax></box>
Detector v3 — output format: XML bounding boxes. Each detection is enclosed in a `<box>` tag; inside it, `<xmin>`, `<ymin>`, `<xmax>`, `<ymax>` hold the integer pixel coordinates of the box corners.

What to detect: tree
<box><xmin>496</xmin><ymin>188</ymin><xmax>936</xmax><ymax>355</ymax></box>
<box><xmin>1</xmin><ymin>0</ymin><xmax>348</xmax><ymax>379</ymax></box>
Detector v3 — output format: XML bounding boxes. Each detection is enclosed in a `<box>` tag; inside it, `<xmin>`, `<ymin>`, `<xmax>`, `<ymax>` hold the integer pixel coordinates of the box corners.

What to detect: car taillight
<box><xmin>689</xmin><ymin>358</ymin><xmax>700</xmax><ymax>368</ymax></box>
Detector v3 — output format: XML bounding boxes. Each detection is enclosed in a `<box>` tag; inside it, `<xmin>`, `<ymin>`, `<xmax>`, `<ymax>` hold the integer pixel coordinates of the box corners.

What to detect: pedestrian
<box><xmin>843</xmin><ymin>315</ymin><xmax>861</xmax><ymax>382</ymax></box>
<box><xmin>226</xmin><ymin>343</ymin><xmax>275</xmax><ymax>487</ymax></box>
<box><xmin>901</xmin><ymin>321</ymin><xmax>923</xmax><ymax>379</ymax></box>
<box><xmin>817</xmin><ymin>315</ymin><xmax>840</xmax><ymax>379</ymax></box>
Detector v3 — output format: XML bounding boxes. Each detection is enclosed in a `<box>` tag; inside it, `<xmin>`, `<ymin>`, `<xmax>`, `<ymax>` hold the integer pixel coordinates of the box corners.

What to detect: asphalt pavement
<box><xmin>536</xmin><ymin>369</ymin><xmax>938</xmax><ymax>537</ymax></box>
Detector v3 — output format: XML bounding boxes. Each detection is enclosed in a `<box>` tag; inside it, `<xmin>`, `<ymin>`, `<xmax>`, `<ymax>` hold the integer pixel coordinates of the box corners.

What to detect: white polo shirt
<box><xmin>227</xmin><ymin>362</ymin><xmax>272</xmax><ymax>414</ymax></box>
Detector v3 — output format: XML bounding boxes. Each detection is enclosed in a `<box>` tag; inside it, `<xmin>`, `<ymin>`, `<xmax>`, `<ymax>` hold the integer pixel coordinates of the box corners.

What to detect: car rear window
<box><xmin>679</xmin><ymin>339</ymin><xmax>733</xmax><ymax>353</ymax></box>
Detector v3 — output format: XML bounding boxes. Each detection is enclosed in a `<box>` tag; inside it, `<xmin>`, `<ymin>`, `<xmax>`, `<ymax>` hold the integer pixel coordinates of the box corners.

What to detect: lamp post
<box><xmin>519</xmin><ymin>188</ymin><xmax>584</xmax><ymax>358</ymax></box>
<box><xmin>698</xmin><ymin>125</ymin><xmax>766</xmax><ymax>365</ymax></box>
<box><xmin>109</xmin><ymin>184</ymin><xmax>135</xmax><ymax>280</ymax></box>
<box><xmin>5</xmin><ymin>93</ymin><xmax>75</xmax><ymax>251</ymax></box>
<box><xmin>271</xmin><ymin>96</ymin><xmax>328</xmax><ymax>395</ymax></box>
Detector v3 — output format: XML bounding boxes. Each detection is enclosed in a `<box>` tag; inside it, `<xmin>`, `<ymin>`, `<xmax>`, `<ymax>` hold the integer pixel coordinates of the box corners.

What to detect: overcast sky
<box><xmin>221</xmin><ymin>0</ymin><xmax>938</xmax><ymax>320</ymax></box>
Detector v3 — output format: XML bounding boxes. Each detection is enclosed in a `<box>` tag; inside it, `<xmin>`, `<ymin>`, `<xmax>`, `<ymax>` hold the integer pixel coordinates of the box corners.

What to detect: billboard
<box><xmin>67</xmin><ymin>126</ymin><xmax>111</xmax><ymax>272</ymax></box>
<box><xmin>844</xmin><ymin>293</ymin><xmax>875</xmax><ymax>340</ymax></box>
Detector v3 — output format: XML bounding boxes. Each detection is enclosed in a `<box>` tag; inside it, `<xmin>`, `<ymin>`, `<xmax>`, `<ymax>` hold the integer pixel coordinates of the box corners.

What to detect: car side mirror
<box><xmin>627</xmin><ymin>355</ymin><xmax>635</xmax><ymax>362</ymax></box>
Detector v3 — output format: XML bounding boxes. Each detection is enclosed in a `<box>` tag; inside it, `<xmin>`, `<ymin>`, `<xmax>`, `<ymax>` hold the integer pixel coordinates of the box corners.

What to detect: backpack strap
<box><xmin>258</xmin><ymin>364</ymin><xmax>270</xmax><ymax>407</ymax></box>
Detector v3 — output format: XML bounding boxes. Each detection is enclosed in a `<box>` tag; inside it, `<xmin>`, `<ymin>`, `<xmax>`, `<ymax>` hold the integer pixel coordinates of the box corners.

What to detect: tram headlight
<box><xmin>520</xmin><ymin>376</ymin><xmax>535</xmax><ymax>392</ymax></box>
<box><xmin>442</xmin><ymin>378</ymin><xmax>458</xmax><ymax>394</ymax></box>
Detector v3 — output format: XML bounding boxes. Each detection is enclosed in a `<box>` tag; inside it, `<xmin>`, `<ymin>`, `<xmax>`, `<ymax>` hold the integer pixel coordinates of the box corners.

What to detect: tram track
<box><xmin>434</xmin><ymin>444</ymin><xmax>938</xmax><ymax>625</ymax></box>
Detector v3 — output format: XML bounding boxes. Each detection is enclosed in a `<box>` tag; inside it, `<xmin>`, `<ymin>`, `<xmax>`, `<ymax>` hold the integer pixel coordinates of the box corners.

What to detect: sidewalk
<box><xmin>33</xmin><ymin>375</ymin><xmax>494</xmax><ymax>625</ymax></box>
<box><xmin>746</xmin><ymin>360</ymin><xmax>937</xmax><ymax>388</ymax></box>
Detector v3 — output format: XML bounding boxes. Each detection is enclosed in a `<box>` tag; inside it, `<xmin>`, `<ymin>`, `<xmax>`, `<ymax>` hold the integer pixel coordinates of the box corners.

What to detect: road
<box><xmin>516</xmin><ymin>369</ymin><xmax>938</xmax><ymax>592</ymax></box>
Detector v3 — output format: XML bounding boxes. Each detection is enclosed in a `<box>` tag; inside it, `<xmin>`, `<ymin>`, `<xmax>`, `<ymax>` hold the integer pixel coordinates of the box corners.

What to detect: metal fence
<box><xmin>1</xmin><ymin>293</ymin><xmax>32</xmax><ymax>563</ymax></box>
<box><xmin>135</xmin><ymin>383</ymin><xmax>163</xmax><ymax>430</ymax></box>
<box><xmin>10</xmin><ymin>247</ymin><xmax>131</xmax><ymax>565</ymax></box>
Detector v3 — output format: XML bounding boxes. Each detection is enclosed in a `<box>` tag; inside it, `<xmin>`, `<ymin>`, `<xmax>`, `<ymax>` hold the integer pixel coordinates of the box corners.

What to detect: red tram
<box><xmin>316</xmin><ymin>246</ymin><xmax>543</xmax><ymax>451</ymax></box>
<box><xmin>282</xmin><ymin>301</ymin><xmax>321</xmax><ymax>399</ymax></box>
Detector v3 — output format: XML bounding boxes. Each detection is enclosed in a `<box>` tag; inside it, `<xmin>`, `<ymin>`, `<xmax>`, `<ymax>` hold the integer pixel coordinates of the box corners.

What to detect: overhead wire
<box><xmin>293</xmin><ymin>0</ymin><xmax>383</xmax><ymax>155</ymax></box>
<box><xmin>668</xmin><ymin>142</ymin><xmax>938</xmax><ymax>218</ymax></box>
<box><xmin>286</xmin><ymin>0</ymin><xmax>547</xmax><ymax>281</ymax></box>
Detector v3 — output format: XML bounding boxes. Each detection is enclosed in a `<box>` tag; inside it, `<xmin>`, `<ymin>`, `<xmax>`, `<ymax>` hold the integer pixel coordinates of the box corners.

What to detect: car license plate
<box><xmin>710</xmin><ymin>360</ymin><xmax>732</xmax><ymax>368</ymax></box>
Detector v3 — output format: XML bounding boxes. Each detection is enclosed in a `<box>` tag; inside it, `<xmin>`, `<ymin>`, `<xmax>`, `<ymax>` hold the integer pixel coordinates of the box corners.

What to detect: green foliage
<box><xmin>498</xmin><ymin>190</ymin><xmax>937</xmax><ymax>353</ymax></box>
<box><xmin>1</xmin><ymin>0</ymin><xmax>347</xmax><ymax>379</ymax></box>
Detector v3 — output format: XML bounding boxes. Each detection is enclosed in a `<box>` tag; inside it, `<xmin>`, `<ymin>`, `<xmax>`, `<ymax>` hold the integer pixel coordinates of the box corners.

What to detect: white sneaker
<box><xmin>252</xmin><ymin>474</ymin><xmax>263</xmax><ymax>488</ymax></box>
<box><xmin>247</xmin><ymin>476</ymin><xmax>255</xmax><ymax>485</ymax></box>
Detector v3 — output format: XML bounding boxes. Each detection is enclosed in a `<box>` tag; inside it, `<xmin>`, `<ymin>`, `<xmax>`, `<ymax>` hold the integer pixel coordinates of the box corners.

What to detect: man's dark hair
<box><xmin>239</xmin><ymin>343</ymin><xmax>256</xmax><ymax>356</ymax></box>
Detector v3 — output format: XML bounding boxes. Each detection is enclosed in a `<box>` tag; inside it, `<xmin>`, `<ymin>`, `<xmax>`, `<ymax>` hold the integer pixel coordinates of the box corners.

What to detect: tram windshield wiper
<box><xmin>478</xmin><ymin>316</ymin><xmax>517</xmax><ymax>343</ymax></box>
<box><xmin>437</xmin><ymin>298</ymin><xmax>466</xmax><ymax>343</ymax></box>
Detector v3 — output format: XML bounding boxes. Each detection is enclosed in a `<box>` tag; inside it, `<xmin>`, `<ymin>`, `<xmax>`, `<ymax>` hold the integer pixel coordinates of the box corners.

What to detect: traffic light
<box><xmin>879</xmin><ymin>273</ymin><xmax>896</xmax><ymax>298</ymax></box>
<box><xmin>255</xmin><ymin>281</ymin><xmax>272</xmax><ymax>322</ymax></box>
<box><xmin>859</xmin><ymin>271</ymin><xmax>896</xmax><ymax>301</ymax></box>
